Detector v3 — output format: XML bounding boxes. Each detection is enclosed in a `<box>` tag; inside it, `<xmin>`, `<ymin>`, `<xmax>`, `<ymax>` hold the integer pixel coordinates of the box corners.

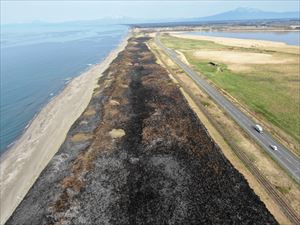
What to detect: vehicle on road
<box><xmin>270</xmin><ymin>145</ymin><xmax>278</xmax><ymax>151</ymax></box>
<box><xmin>254</xmin><ymin>124</ymin><xmax>263</xmax><ymax>133</ymax></box>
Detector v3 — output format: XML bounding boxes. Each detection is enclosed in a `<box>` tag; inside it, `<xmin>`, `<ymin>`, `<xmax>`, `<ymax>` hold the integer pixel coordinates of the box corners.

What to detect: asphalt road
<box><xmin>155</xmin><ymin>34</ymin><xmax>300</xmax><ymax>183</ymax></box>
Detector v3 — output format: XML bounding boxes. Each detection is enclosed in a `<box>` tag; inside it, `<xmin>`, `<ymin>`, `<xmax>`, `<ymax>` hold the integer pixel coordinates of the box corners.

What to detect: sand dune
<box><xmin>0</xmin><ymin>35</ymin><xmax>129</xmax><ymax>225</ymax></box>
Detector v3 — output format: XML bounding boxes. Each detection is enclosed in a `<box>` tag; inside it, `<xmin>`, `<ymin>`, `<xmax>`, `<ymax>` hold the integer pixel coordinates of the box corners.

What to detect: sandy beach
<box><xmin>0</xmin><ymin>34</ymin><xmax>129</xmax><ymax>224</ymax></box>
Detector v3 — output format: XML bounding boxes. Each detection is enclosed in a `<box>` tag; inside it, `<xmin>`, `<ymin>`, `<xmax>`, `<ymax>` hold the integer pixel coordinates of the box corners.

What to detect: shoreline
<box><xmin>178</xmin><ymin>30</ymin><xmax>300</xmax><ymax>46</ymax></box>
<box><xmin>0</xmin><ymin>33</ymin><xmax>130</xmax><ymax>225</ymax></box>
<box><xmin>182</xmin><ymin>29</ymin><xmax>300</xmax><ymax>32</ymax></box>
<box><xmin>1</xmin><ymin>78</ymin><xmax>72</xmax><ymax>155</ymax></box>
<box><xmin>0</xmin><ymin>45</ymin><xmax>121</xmax><ymax>155</ymax></box>
<box><xmin>170</xmin><ymin>32</ymin><xmax>300</xmax><ymax>53</ymax></box>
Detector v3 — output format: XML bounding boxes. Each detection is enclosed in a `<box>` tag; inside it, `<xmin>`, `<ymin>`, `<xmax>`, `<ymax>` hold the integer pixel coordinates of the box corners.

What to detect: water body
<box><xmin>0</xmin><ymin>23</ymin><xmax>128</xmax><ymax>153</ymax></box>
<box><xmin>185</xmin><ymin>31</ymin><xmax>300</xmax><ymax>46</ymax></box>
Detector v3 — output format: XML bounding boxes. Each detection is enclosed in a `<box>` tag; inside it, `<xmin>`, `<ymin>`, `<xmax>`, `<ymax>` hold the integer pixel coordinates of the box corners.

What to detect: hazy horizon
<box><xmin>1</xmin><ymin>1</ymin><xmax>299</xmax><ymax>25</ymax></box>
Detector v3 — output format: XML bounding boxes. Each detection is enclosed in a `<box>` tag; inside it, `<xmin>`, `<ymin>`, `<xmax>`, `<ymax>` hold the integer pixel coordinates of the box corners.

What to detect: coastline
<box><xmin>0</xmin><ymin>32</ymin><xmax>130</xmax><ymax>224</ymax></box>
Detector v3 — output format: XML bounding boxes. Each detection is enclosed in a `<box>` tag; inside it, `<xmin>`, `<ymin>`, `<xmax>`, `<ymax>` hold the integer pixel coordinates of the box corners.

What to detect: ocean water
<box><xmin>0</xmin><ymin>23</ymin><xmax>128</xmax><ymax>153</ymax></box>
<box><xmin>185</xmin><ymin>31</ymin><xmax>300</xmax><ymax>46</ymax></box>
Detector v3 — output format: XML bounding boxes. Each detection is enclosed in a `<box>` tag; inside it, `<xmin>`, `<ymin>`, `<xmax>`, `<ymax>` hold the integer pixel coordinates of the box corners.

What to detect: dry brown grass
<box><xmin>175</xmin><ymin>50</ymin><xmax>190</xmax><ymax>65</ymax></box>
<box><xmin>83</xmin><ymin>107</ymin><xmax>96</xmax><ymax>116</ymax></box>
<box><xmin>193</xmin><ymin>50</ymin><xmax>295</xmax><ymax>72</ymax></box>
<box><xmin>109</xmin><ymin>100</ymin><xmax>120</xmax><ymax>106</ymax></box>
<box><xmin>53</xmin><ymin>191</ymin><xmax>70</xmax><ymax>212</ymax></box>
<box><xmin>194</xmin><ymin>50</ymin><xmax>293</xmax><ymax>64</ymax></box>
<box><xmin>109</xmin><ymin>129</ymin><xmax>126</xmax><ymax>138</ymax></box>
<box><xmin>61</xmin><ymin>176</ymin><xmax>84</xmax><ymax>192</ymax></box>
<box><xmin>70</xmin><ymin>133</ymin><xmax>92</xmax><ymax>142</ymax></box>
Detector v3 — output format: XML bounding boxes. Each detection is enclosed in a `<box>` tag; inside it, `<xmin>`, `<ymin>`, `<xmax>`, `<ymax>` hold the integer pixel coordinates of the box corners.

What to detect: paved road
<box><xmin>155</xmin><ymin>34</ymin><xmax>300</xmax><ymax>183</ymax></box>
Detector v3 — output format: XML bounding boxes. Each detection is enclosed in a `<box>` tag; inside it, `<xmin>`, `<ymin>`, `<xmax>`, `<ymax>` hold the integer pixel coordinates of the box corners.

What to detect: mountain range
<box><xmin>191</xmin><ymin>7</ymin><xmax>299</xmax><ymax>21</ymax></box>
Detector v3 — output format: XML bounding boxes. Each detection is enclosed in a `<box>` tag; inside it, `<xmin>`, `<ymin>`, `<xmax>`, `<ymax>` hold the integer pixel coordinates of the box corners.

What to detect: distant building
<box><xmin>290</xmin><ymin>25</ymin><xmax>300</xmax><ymax>30</ymax></box>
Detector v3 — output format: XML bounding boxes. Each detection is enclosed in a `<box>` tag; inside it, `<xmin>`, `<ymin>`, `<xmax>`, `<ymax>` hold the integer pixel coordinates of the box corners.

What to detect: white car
<box><xmin>254</xmin><ymin>124</ymin><xmax>263</xmax><ymax>133</ymax></box>
<box><xmin>270</xmin><ymin>145</ymin><xmax>278</xmax><ymax>151</ymax></box>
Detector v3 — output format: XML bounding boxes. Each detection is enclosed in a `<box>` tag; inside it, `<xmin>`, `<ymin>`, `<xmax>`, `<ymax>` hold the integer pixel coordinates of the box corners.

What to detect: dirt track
<box><xmin>6</xmin><ymin>37</ymin><xmax>278</xmax><ymax>225</ymax></box>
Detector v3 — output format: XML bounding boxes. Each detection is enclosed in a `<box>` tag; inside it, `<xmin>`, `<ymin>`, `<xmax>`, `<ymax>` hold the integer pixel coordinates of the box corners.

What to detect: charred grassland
<box><xmin>6</xmin><ymin>37</ymin><xmax>278</xmax><ymax>225</ymax></box>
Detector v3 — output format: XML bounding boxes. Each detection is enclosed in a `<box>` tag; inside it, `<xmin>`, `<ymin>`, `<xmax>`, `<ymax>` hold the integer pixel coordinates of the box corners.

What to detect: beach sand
<box><xmin>171</xmin><ymin>33</ymin><xmax>300</xmax><ymax>54</ymax></box>
<box><xmin>0</xmin><ymin>35</ymin><xmax>129</xmax><ymax>224</ymax></box>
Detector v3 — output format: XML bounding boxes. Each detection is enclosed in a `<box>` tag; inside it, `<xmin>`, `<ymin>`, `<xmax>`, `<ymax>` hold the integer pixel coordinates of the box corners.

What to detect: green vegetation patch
<box><xmin>161</xmin><ymin>35</ymin><xmax>226</xmax><ymax>51</ymax></box>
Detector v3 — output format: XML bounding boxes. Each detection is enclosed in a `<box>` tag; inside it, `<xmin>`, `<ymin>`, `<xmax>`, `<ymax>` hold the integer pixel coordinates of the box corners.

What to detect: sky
<box><xmin>1</xmin><ymin>0</ymin><xmax>299</xmax><ymax>24</ymax></box>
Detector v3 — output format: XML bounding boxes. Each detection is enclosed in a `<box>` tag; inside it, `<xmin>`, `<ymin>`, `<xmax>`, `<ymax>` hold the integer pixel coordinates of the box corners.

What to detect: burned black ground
<box><xmin>6</xmin><ymin>37</ymin><xmax>278</xmax><ymax>225</ymax></box>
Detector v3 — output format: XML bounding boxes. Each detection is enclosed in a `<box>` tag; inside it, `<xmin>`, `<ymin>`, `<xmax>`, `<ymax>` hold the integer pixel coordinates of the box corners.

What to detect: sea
<box><xmin>0</xmin><ymin>22</ymin><xmax>128</xmax><ymax>153</ymax></box>
<box><xmin>185</xmin><ymin>31</ymin><xmax>300</xmax><ymax>46</ymax></box>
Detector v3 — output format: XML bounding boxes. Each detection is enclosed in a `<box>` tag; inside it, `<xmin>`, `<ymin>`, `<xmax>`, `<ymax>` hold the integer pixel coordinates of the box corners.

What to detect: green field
<box><xmin>161</xmin><ymin>35</ymin><xmax>300</xmax><ymax>144</ymax></box>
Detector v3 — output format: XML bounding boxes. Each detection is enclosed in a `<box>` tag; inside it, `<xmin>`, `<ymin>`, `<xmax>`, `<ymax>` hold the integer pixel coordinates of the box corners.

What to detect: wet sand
<box><xmin>0</xmin><ymin>34</ymin><xmax>129</xmax><ymax>225</ymax></box>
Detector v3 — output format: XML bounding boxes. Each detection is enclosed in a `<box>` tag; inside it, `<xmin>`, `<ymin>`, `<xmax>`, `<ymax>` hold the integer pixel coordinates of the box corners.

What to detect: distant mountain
<box><xmin>191</xmin><ymin>7</ymin><xmax>300</xmax><ymax>21</ymax></box>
